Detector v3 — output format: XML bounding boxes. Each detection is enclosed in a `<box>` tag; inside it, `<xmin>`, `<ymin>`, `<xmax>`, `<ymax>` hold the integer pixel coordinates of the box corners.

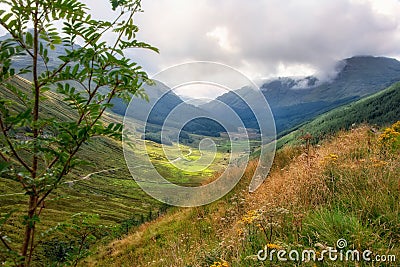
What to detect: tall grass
<box><xmin>85</xmin><ymin>125</ymin><xmax>399</xmax><ymax>266</ymax></box>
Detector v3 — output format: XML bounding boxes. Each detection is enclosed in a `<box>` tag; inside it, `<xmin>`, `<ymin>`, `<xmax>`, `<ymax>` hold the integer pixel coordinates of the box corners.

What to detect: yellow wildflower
<box><xmin>266</xmin><ymin>243</ymin><xmax>282</xmax><ymax>250</ymax></box>
<box><xmin>378</xmin><ymin>124</ymin><xmax>400</xmax><ymax>153</ymax></box>
<box><xmin>237</xmin><ymin>228</ymin><xmax>243</xmax><ymax>236</ymax></box>
<box><xmin>392</xmin><ymin>121</ymin><xmax>400</xmax><ymax>132</ymax></box>
<box><xmin>378</xmin><ymin>123</ymin><xmax>400</xmax><ymax>145</ymax></box>
<box><xmin>210</xmin><ymin>261</ymin><xmax>229</xmax><ymax>267</ymax></box>
<box><xmin>324</xmin><ymin>153</ymin><xmax>339</xmax><ymax>162</ymax></box>
<box><xmin>241</xmin><ymin>209</ymin><xmax>260</xmax><ymax>224</ymax></box>
<box><xmin>372</xmin><ymin>160</ymin><xmax>388</xmax><ymax>167</ymax></box>
<box><xmin>329</xmin><ymin>153</ymin><xmax>338</xmax><ymax>160</ymax></box>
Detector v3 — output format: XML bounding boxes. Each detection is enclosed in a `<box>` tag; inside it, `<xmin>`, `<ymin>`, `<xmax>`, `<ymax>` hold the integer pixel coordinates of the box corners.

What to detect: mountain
<box><xmin>202</xmin><ymin>56</ymin><xmax>400</xmax><ymax>133</ymax></box>
<box><xmin>0</xmin><ymin>32</ymin><xmax>226</xmax><ymax>137</ymax></box>
<box><xmin>3</xmin><ymin>30</ymin><xmax>399</xmax><ymax>138</ymax></box>
<box><xmin>111</xmin><ymin>81</ymin><xmax>227</xmax><ymax>137</ymax></box>
<box><xmin>178</xmin><ymin>97</ymin><xmax>211</xmax><ymax>107</ymax></box>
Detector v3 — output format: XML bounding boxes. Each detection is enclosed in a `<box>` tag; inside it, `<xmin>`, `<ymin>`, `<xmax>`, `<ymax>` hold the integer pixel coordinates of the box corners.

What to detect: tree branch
<box><xmin>36</xmin><ymin>83</ymin><xmax>119</xmax><ymax>209</ymax></box>
<box><xmin>0</xmin><ymin>116</ymin><xmax>33</xmax><ymax>173</ymax></box>
<box><xmin>0</xmin><ymin>150</ymin><xmax>9</xmax><ymax>162</ymax></box>
<box><xmin>0</xmin><ymin>233</ymin><xmax>13</xmax><ymax>251</ymax></box>
<box><xmin>38</xmin><ymin>9</ymin><xmax>126</xmax><ymax>89</ymax></box>
<box><xmin>0</xmin><ymin>20</ymin><xmax>34</xmax><ymax>58</ymax></box>
<box><xmin>111</xmin><ymin>9</ymin><xmax>136</xmax><ymax>54</ymax></box>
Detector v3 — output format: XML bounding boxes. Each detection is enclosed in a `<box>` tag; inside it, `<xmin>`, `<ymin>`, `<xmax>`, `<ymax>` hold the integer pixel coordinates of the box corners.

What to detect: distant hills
<box><xmin>2</xmin><ymin>29</ymin><xmax>399</xmax><ymax>137</ymax></box>
<box><xmin>114</xmin><ymin>56</ymin><xmax>400</xmax><ymax>137</ymax></box>
<box><xmin>0</xmin><ymin>32</ymin><xmax>225</xmax><ymax>137</ymax></box>
<box><xmin>111</xmin><ymin>81</ymin><xmax>227</xmax><ymax>137</ymax></box>
<box><xmin>202</xmin><ymin>56</ymin><xmax>400</xmax><ymax>133</ymax></box>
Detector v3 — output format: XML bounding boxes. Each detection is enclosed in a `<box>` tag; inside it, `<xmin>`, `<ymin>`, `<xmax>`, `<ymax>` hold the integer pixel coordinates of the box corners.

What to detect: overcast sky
<box><xmin>118</xmin><ymin>0</ymin><xmax>400</xmax><ymax>98</ymax></box>
<box><xmin>121</xmin><ymin>0</ymin><xmax>400</xmax><ymax>78</ymax></box>
<box><xmin>2</xmin><ymin>0</ymin><xmax>400</xmax><ymax>98</ymax></box>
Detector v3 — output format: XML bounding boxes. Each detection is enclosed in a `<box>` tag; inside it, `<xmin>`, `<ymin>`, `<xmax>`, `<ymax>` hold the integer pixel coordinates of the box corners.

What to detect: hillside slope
<box><xmin>0</xmin><ymin>77</ymin><xmax>161</xmax><ymax>215</ymax></box>
<box><xmin>277</xmin><ymin>81</ymin><xmax>400</xmax><ymax>147</ymax></box>
<box><xmin>0</xmin><ymin>76</ymin><xmax>224</xmax><ymax>223</ymax></box>
<box><xmin>0</xmin><ymin>76</ymin><xmax>215</xmax><ymax>264</ymax></box>
<box><xmin>86</xmin><ymin>124</ymin><xmax>400</xmax><ymax>266</ymax></box>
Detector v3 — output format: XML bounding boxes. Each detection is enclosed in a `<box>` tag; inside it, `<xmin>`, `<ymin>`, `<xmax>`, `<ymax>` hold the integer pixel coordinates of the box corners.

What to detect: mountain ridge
<box><xmin>202</xmin><ymin>55</ymin><xmax>400</xmax><ymax>132</ymax></box>
<box><xmin>2</xmin><ymin>30</ymin><xmax>398</xmax><ymax>136</ymax></box>
<box><xmin>111</xmin><ymin>81</ymin><xmax>228</xmax><ymax>136</ymax></box>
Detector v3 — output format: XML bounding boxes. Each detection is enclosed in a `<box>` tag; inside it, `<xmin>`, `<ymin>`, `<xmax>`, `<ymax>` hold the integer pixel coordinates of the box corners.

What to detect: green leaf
<box><xmin>1</xmin><ymin>13</ymin><xmax>13</xmax><ymax>23</ymax></box>
<box><xmin>0</xmin><ymin>161</ymin><xmax>11</xmax><ymax>174</ymax></box>
<box><xmin>72</xmin><ymin>64</ymin><xmax>79</xmax><ymax>76</ymax></box>
<box><xmin>25</xmin><ymin>31</ymin><xmax>33</xmax><ymax>46</ymax></box>
<box><xmin>110</xmin><ymin>0</ymin><xmax>126</xmax><ymax>10</ymax></box>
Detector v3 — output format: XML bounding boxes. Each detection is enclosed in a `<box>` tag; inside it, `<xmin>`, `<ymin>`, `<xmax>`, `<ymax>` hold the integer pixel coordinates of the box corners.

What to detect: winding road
<box><xmin>170</xmin><ymin>148</ymin><xmax>193</xmax><ymax>163</ymax></box>
<box><xmin>0</xmin><ymin>168</ymin><xmax>121</xmax><ymax>197</ymax></box>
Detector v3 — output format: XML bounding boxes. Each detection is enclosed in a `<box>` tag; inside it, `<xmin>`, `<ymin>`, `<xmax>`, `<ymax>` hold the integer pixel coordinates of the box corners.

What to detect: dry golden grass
<box><xmin>85</xmin><ymin>125</ymin><xmax>399</xmax><ymax>266</ymax></box>
<box><xmin>84</xmin><ymin>208</ymin><xmax>191</xmax><ymax>266</ymax></box>
<box><xmin>245</xmin><ymin>126</ymin><xmax>373</xmax><ymax>211</ymax></box>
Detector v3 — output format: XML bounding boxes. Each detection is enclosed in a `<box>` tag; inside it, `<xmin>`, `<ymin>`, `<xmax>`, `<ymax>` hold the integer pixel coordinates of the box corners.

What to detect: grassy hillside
<box><xmin>86</xmin><ymin>124</ymin><xmax>400</xmax><ymax>266</ymax></box>
<box><xmin>277</xmin><ymin>81</ymin><xmax>400</xmax><ymax>148</ymax></box>
<box><xmin>0</xmin><ymin>77</ymin><xmax>229</xmax><ymax>265</ymax></box>
<box><xmin>0</xmin><ymin>77</ymin><xmax>162</xmax><ymax>260</ymax></box>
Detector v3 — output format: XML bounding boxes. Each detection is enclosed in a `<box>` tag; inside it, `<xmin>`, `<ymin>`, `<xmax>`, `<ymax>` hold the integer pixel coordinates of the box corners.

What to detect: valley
<box><xmin>1</xmin><ymin>1</ymin><xmax>400</xmax><ymax>266</ymax></box>
<box><xmin>0</xmin><ymin>76</ymin><xmax>232</xmax><ymax>264</ymax></box>
<box><xmin>1</xmin><ymin>54</ymin><xmax>399</xmax><ymax>266</ymax></box>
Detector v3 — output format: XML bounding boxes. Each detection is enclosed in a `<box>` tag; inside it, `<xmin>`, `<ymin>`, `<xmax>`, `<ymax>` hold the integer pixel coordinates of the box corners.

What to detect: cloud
<box><xmin>206</xmin><ymin>26</ymin><xmax>238</xmax><ymax>53</ymax></box>
<box><xmin>122</xmin><ymin>0</ymin><xmax>400</xmax><ymax>83</ymax></box>
<box><xmin>6</xmin><ymin>0</ymin><xmax>395</xmax><ymax>98</ymax></box>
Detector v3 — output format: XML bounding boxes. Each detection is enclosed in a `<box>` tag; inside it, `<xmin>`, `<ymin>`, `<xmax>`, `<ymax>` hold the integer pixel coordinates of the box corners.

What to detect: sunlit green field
<box><xmin>0</xmin><ymin>78</ymin><xmax>233</xmax><ymax>262</ymax></box>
